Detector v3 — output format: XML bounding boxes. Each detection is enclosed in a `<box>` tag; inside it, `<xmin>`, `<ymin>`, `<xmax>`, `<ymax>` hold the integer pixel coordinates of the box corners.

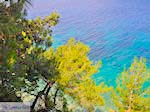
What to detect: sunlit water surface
<box><xmin>27</xmin><ymin>0</ymin><xmax>150</xmax><ymax>86</ymax></box>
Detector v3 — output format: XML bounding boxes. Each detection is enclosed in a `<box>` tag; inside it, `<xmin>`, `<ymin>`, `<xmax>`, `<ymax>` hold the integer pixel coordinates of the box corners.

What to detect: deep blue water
<box><xmin>27</xmin><ymin>0</ymin><xmax>150</xmax><ymax>86</ymax></box>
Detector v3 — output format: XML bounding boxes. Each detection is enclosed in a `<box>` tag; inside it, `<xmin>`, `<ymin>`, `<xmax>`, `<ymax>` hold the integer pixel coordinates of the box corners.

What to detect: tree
<box><xmin>44</xmin><ymin>38</ymin><xmax>110</xmax><ymax>111</ymax></box>
<box><xmin>0</xmin><ymin>0</ymin><xmax>60</xmax><ymax>106</ymax></box>
<box><xmin>0</xmin><ymin>0</ymin><xmax>31</xmax><ymax>37</ymax></box>
<box><xmin>111</xmin><ymin>58</ymin><xmax>150</xmax><ymax>112</ymax></box>
<box><xmin>0</xmin><ymin>0</ymin><xmax>30</xmax><ymax>101</ymax></box>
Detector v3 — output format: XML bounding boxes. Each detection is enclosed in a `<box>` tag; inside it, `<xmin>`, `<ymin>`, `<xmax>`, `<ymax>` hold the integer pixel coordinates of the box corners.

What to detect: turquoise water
<box><xmin>28</xmin><ymin>0</ymin><xmax>150</xmax><ymax>86</ymax></box>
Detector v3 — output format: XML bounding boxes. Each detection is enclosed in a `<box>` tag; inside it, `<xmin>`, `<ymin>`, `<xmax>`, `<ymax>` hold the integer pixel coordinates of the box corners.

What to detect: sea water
<box><xmin>27</xmin><ymin>0</ymin><xmax>150</xmax><ymax>86</ymax></box>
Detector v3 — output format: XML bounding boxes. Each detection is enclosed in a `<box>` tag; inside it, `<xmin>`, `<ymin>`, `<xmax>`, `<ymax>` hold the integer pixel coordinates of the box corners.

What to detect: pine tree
<box><xmin>111</xmin><ymin>58</ymin><xmax>150</xmax><ymax>112</ymax></box>
<box><xmin>44</xmin><ymin>38</ymin><xmax>110</xmax><ymax>111</ymax></box>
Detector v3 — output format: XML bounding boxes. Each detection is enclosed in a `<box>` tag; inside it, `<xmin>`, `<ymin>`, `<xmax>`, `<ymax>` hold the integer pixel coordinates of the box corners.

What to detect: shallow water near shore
<box><xmin>27</xmin><ymin>0</ymin><xmax>150</xmax><ymax>86</ymax></box>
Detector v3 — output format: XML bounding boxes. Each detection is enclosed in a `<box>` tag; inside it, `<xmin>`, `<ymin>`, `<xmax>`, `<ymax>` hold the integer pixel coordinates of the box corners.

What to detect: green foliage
<box><xmin>111</xmin><ymin>58</ymin><xmax>150</xmax><ymax>112</ymax></box>
<box><xmin>0</xmin><ymin>0</ymin><xmax>29</xmax><ymax>37</ymax></box>
<box><xmin>0</xmin><ymin>0</ymin><xmax>60</xmax><ymax>103</ymax></box>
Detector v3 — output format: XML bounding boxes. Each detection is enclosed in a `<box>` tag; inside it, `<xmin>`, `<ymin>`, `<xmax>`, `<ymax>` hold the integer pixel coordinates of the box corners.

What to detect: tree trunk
<box><xmin>44</xmin><ymin>86</ymin><xmax>51</xmax><ymax>109</ymax></box>
<box><xmin>44</xmin><ymin>82</ymin><xmax>55</xmax><ymax>109</ymax></box>
<box><xmin>54</xmin><ymin>88</ymin><xmax>59</xmax><ymax>106</ymax></box>
<box><xmin>30</xmin><ymin>83</ymin><xmax>48</xmax><ymax>112</ymax></box>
